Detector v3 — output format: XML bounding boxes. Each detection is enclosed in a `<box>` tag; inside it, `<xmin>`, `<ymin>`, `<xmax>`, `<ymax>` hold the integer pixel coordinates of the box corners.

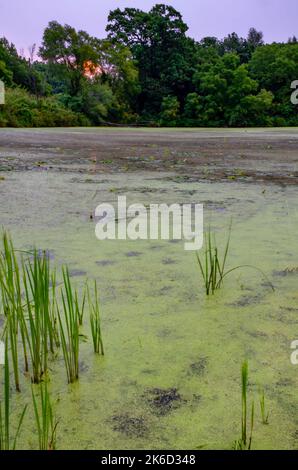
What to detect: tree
<box><xmin>99</xmin><ymin>40</ymin><xmax>140</xmax><ymax>120</ymax></box>
<box><xmin>247</xmin><ymin>28</ymin><xmax>264</xmax><ymax>49</ymax></box>
<box><xmin>0</xmin><ymin>59</ymin><xmax>13</xmax><ymax>85</ymax></box>
<box><xmin>0</xmin><ymin>7</ymin><xmax>297</xmax><ymax>128</ymax></box>
<box><xmin>39</xmin><ymin>21</ymin><xmax>102</xmax><ymax>96</ymax></box>
<box><xmin>221</xmin><ymin>33</ymin><xmax>250</xmax><ymax>62</ymax></box>
<box><xmin>107</xmin><ymin>4</ymin><xmax>196</xmax><ymax>116</ymax></box>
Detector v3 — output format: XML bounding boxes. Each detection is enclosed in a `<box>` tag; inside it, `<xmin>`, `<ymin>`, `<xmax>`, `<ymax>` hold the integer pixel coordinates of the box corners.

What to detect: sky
<box><xmin>0</xmin><ymin>0</ymin><xmax>297</xmax><ymax>55</ymax></box>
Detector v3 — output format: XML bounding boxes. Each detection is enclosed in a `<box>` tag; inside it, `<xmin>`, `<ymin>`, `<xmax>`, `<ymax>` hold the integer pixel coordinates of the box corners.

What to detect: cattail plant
<box><xmin>88</xmin><ymin>281</ymin><xmax>104</xmax><ymax>355</ymax></box>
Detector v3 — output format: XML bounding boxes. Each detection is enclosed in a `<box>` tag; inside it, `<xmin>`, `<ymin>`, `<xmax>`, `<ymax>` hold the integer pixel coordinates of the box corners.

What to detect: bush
<box><xmin>0</xmin><ymin>87</ymin><xmax>89</xmax><ymax>127</ymax></box>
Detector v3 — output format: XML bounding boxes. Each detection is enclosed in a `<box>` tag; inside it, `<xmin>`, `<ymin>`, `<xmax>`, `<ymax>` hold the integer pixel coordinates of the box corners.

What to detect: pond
<box><xmin>0</xmin><ymin>128</ymin><xmax>297</xmax><ymax>449</ymax></box>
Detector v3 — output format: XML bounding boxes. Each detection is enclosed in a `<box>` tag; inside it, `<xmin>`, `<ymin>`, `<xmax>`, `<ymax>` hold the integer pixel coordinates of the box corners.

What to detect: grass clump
<box><xmin>197</xmin><ymin>224</ymin><xmax>275</xmax><ymax>295</ymax></box>
<box><xmin>32</xmin><ymin>381</ymin><xmax>58</xmax><ymax>450</ymax></box>
<box><xmin>0</xmin><ymin>232</ymin><xmax>100</xmax><ymax>386</ymax></box>
<box><xmin>22</xmin><ymin>250</ymin><xmax>58</xmax><ymax>383</ymax></box>
<box><xmin>88</xmin><ymin>281</ymin><xmax>104</xmax><ymax>356</ymax></box>
<box><xmin>0</xmin><ymin>235</ymin><xmax>60</xmax><ymax>386</ymax></box>
<box><xmin>196</xmin><ymin>224</ymin><xmax>231</xmax><ymax>295</ymax></box>
<box><xmin>58</xmin><ymin>268</ymin><xmax>80</xmax><ymax>383</ymax></box>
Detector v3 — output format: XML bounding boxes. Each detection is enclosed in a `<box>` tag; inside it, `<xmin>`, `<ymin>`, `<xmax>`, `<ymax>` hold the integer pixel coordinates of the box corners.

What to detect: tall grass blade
<box><xmin>88</xmin><ymin>281</ymin><xmax>104</xmax><ymax>355</ymax></box>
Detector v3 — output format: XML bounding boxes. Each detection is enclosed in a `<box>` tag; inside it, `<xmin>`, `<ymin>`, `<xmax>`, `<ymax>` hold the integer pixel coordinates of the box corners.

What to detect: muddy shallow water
<box><xmin>0</xmin><ymin>128</ymin><xmax>298</xmax><ymax>449</ymax></box>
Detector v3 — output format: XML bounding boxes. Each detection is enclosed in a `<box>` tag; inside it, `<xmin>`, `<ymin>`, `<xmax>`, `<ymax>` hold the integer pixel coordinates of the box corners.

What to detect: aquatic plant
<box><xmin>259</xmin><ymin>389</ymin><xmax>269</xmax><ymax>425</ymax></box>
<box><xmin>22</xmin><ymin>250</ymin><xmax>59</xmax><ymax>383</ymax></box>
<box><xmin>0</xmin><ymin>232</ymin><xmax>104</xmax><ymax>387</ymax></box>
<box><xmin>88</xmin><ymin>281</ymin><xmax>104</xmax><ymax>355</ymax></box>
<box><xmin>58</xmin><ymin>268</ymin><xmax>80</xmax><ymax>383</ymax></box>
<box><xmin>32</xmin><ymin>381</ymin><xmax>58</xmax><ymax>450</ymax></box>
<box><xmin>197</xmin><ymin>224</ymin><xmax>275</xmax><ymax>295</ymax></box>
<box><xmin>234</xmin><ymin>360</ymin><xmax>255</xmax><ymax>450</ymax></box>
<box><xmin>196</xmin><ymin>224</ymin><xmax>231</xmax><ymax>295</ymax></box>
<box><xmin>0</xmin><ymin>235</ymin><xmax>61</xmax><ymax>386</ymax></box>
<box><xmin>0</xmin><ymin>341</ymin><xmax>27</xmax><ymax>450</ymax></box>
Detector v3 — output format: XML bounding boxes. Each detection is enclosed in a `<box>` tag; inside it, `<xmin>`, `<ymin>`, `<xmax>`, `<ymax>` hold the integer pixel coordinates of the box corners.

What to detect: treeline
<box><xmin>1</xmin><ymin>4</ymin><xmax>298</xmax><ymax>127</ymax></box>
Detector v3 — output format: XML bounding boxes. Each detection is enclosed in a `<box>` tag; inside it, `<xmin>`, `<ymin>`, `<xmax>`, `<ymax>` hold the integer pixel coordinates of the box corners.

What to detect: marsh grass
<box><xmin>0</xmin><ymin>232</ymin><xmax>104</xmax><ymax>389</ymax></box>
<box><xmin>21</xmin><ymin>249</ymin><xmax>62</xmax><ymax>383</ymax></box>
<box><xmin>0</xmin><ymin>341</ymin><xmax>27</xmax><ymax>450</ymax></box>
<box><xmin>88</xmin><ymin>281</ymin><xmax>104</xmax><ymax>355</ymax></box>
<box><xmin>259</xmin><ymin>389</ymin><xmax>269</xmax><ymax>425</ymax></box>
<box><xmin>196</xmin><ymin>225</ymin><xmax>231</xmax><ymax>295</ymax></box>
<box><xmin>58</xmin><ymin>268</ymin><xmax>80</xmax><ymax>383</ymax></box>
<box><xmin>197</xmin><ymin>225</ymin><xmax>275</xmax><ymax>295</ymax></box>
<box><xmin>234</xmin><ymin>361</ymin><xmax>255</xmax><ymax>450</ymax></box>
<box><xmin>0</xmin><ymin>235</ymin><xmax>59</xmax><ymax>385</ymax></box>
<box><xmin>32</xmin><ymin>381</ymin><xmax>58</xmax><ymax>450</ymax></box>
<box><xmin>23</xmin><ymin>251</ymin><xmax>50</xmax><ymax>383</ymax></box>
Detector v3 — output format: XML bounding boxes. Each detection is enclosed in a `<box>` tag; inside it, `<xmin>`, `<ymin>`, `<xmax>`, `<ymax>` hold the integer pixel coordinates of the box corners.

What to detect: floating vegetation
<box><xmin>32</xmin><ymin>382</ymin><xmax>58</xmax><ymax>450</ymax></box>
<box><xmin>146</xmin><ymin>388</ymin><xmax>183</xmax><ymax>416</ymax></box>
<box><xmin>0</xmin><ymin>226</ymin><xmax>277</xmax><ymax>450</ymax></box>
<box><xmin>189</xmin><ymin>357</ymin><xmax>208</xmax><ymax>376</ymax></box>
<box><xmin>0</xmin><ymin>341</ymin><xmax>27</xmax><ymax>450</ymax></box>
<box><xmin>111</xmin><ymin>414</ymin><xmax>148</xmax><ymax>438</ymax></box>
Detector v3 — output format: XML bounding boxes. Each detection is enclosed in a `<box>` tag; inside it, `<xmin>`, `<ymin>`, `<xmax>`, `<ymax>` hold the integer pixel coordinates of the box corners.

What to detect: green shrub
<box><xmin>0</xmin><ymin>87</ymin><xmax>89</xmax><ymax>127</ymax></box>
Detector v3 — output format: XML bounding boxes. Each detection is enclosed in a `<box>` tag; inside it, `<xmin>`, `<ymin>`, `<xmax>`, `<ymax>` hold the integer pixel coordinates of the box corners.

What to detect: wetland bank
<box><xmin>0</xmin><ymin>127</ymin><xmax>298</xmax><ymax>450</ymax></box>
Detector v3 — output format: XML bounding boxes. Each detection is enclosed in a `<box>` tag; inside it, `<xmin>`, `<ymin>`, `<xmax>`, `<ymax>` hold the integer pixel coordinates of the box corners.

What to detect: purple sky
<box><xmin>0</xmin><ymin>0</ymin><xmax>297</xmax><ymax>55</ymax></box>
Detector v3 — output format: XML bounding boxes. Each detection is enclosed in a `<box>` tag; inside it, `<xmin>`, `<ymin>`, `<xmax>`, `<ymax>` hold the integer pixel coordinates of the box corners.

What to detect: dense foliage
<box><xmin>0</xmin><ymin>4</ymin><xmax>297</xmax><ymax>127</ymax></box>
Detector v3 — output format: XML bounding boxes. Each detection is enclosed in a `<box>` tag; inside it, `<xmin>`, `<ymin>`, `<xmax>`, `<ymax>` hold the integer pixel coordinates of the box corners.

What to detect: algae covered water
<box><xmin>0</xmin><ymin>128</ymin><xmax>298</xmax><ymax>449</ymax></box>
